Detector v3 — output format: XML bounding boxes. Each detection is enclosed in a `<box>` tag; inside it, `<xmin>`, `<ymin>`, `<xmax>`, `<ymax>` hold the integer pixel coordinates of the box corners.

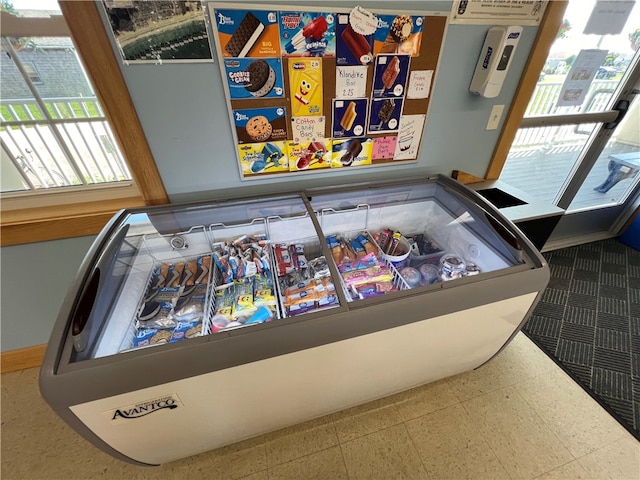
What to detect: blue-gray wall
<box><xmin>1</xmin><ymin>0</ymin><xmax>539</xmax><ymax>351</ymax></box>
<box><xmin>1</xmin><ymin>236</ymin><xmax>96</xmax><ymax>351</ymax></box>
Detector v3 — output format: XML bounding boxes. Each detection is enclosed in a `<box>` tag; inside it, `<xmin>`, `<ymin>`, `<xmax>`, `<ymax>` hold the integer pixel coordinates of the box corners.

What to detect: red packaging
<box><xmin>275</xmin><ymin>244</ymin><xmax>293</xmax><ymax>276</ymax></box>
<box><xmin>303</xmin><ymin>16</ymin><xmax>328</xmax><ymax>40</ymax></box>
<box><xmin>342</xmin><ymin>24</ymin><xmax>372</xmax><ymax>65</ymax></box>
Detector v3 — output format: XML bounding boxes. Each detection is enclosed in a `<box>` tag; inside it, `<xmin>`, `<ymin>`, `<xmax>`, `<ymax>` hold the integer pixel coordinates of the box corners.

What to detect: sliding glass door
<box><xmin>499</xmin><ymin>0</ymin><xmax>640</xmax><ymax>246</ymax></box>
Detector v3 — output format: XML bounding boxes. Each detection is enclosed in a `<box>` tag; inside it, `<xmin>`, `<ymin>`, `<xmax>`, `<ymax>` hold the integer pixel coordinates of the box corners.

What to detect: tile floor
<box><xmin>2</xmin><ymin>333</ymin><xmax>639</xmax><ymax>480</ymax></box>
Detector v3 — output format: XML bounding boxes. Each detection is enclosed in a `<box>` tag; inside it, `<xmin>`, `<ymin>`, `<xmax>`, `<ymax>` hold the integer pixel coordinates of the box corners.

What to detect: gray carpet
<box><xmin>522</xmin><ymin>238</ymin><xmax>640</xmax><ymax>441</ymax></box>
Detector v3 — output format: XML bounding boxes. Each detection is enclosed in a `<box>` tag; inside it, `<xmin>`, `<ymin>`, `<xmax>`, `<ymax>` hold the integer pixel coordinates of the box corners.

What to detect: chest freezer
<box><xmin>40</xmin><ymin>175</ymin><xmax>549</xmax><ymax>466</ymax></box>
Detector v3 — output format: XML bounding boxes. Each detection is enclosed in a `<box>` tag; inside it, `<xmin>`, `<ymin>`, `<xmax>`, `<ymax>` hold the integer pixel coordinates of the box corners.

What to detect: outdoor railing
<box><xmin>513</xmin><ymin>79</ymin><xmax>620</xmax><ymax>153</ymax></box>
<box><xmin>1</xmin><ymin>96</ymin><xmax>131</xmax><ymax>192</ymax></box>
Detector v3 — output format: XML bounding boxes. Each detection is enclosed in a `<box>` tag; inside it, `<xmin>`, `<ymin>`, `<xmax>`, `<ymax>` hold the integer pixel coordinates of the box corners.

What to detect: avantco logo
<box><xmin>109</xmin><ymin>394</ymin><xmax>182</xmax><ymax>423</ymax></box>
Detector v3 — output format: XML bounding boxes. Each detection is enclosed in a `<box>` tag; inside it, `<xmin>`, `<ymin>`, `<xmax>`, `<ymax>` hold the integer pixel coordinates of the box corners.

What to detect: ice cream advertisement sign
<box><xmin>215</xmin><ymin>10</ymin><xmax>281</xmax><ymax>58</ymax></box>
<box><xmin>336</xmin><ymin>12</ymin><xmax>375</xmax><ymax>66</ymax></box>
<box><xmin>332</xmin><ymin>99</ymin><xmax>368</xmax><ymax>139</ymax></box>
<box><xmin>373</xmin><ymin>15</ymin><xmax>425</xmax><ymax>57</ymax></box>
<box><xmin>372</xmin><ymin>55</ymin><xmax>410</xmax><ymax>98</ymax></box>
<box><xmin>224</xmin><ymin>58</ymin><xmax>285</xmax><ymax>100</ymax></box>
<box><xmin>280</xmin><ymin>12</ymin><xmax>336</xmax><ymax>57</ymax></box>
<box><xmin>287</xmin><ymin>140</ymin><xmax>332</xmax><ymax>171</ymax></box>
<box><xmin>331</xmin><ymin>138</ymin><xmax>373</xmax><ymax>168</ymax></box>
<box><xmin>368</xmin><ymin>98</ymin><xmax>403</xmax><ymax>134</ymax></box>
<box><xmin>288</xmin><ymin>58</ymin><xmax>323</xmax><ymax>116</ymax></box>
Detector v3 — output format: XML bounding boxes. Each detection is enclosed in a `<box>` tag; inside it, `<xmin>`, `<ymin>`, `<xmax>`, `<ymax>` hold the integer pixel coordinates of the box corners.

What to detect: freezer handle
<box><xmin>484</xmin><ymin>210</ymin><xmax>523</xmax><ymax>259</ymax></box>
<box><xmin>71</xmin><ymin>268</ymin><xmax>100</xmax><ymax>351</ymax></box>
<box><xmin>71</xmin><ymin>223</ymin><xmax>130</xmax><ymax>353</ymax></box>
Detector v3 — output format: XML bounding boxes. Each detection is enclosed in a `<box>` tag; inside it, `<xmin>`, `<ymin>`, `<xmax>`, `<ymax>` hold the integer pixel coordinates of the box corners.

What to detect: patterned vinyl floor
<box><xmin>522</xmin><ymin>238</ymin><xmax>640</xmax><ymax>441</ymax></box>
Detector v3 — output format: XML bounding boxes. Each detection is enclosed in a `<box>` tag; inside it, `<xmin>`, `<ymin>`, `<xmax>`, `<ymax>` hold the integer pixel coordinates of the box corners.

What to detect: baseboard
<box><xmin>541</xmin><ymin>232</ymin><xmax>617</xmax><ymax>252</ymax></box>
<box><xmin>1</xmin><ymin>344</ymin><xmax>46</xmax><ymax>374</ymax></box>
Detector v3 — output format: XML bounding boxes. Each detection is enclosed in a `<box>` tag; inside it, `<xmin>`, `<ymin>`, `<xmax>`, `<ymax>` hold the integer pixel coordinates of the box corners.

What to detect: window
<box><xmin>22</xmin><ymin>61</ymin><xmax>42</xmax><ymax>83</ymax></box>
<box><xmin>1</xmin><ymin>1</ymin><xmax>167</xmax><ymax>246</ymax></box>
<box><xmin>1</xmin><ymin>34</ymin><xmax>133</xmax><ymax>192</ymax></box>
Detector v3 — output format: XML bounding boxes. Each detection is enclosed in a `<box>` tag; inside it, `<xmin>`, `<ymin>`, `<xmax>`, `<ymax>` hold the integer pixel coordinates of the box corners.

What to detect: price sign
<box><xmin>335</xmin><ymin>66</ymin><xmax>368</xmax><ymax>99</ymax></box>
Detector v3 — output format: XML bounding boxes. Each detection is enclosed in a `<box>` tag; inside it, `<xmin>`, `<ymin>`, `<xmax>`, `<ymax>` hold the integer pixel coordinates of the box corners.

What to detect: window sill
<box><xmin>1</xmin><ymin>196</ymin><xmax>146</xmax><ymax>246</ymax></box>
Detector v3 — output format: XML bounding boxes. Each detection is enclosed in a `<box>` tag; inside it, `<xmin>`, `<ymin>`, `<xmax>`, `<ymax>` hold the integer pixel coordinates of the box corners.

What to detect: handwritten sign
<box><xmin>291</xmin><ymin>116</ymin><xmax>325</xmax><ymax>143</ymax></box>
<box><xmin>335</xmin><ymin>66</ymin><xmax>368</xmax><ymax>99</ymax></box>
<box><xmin>394</xmin><ymin>115</ymin><xmax>425</xmax><ymax>160</ymax></box>
<box><xmin>584</xmin><ymin>0</ymin><xmax>636</xmax><ymax>35</ymax></box>
<box><xmin>407</xmin><ymin>70</ymin><xmax>433</xmax><ymax>99</ymax></box>
<box><xmin>372</xmin><ymin>136</ymin><xmax>398</xmax><ymax>160</ymax></box>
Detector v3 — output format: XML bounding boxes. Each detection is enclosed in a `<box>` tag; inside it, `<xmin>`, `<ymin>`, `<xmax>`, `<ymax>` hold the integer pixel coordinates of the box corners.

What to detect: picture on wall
<box><xmin>103</xmin><ymin>0</ymin><xmax>212</xmax><ymax>62</ymax></box>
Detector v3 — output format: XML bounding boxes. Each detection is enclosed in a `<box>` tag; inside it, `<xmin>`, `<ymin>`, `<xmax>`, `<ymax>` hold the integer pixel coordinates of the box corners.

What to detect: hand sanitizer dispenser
<box><xmin>470</xmin><ymin>26</ymin><xmax>522</xmax><ymax>98</ymax></box>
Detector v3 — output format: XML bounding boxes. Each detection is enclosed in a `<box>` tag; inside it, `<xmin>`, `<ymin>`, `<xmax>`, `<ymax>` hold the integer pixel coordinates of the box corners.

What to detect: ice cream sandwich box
<box><xmin>286</xmin><ymin>140</ymin><xmax>332</xmax><ymax>171</ymax></box>
<box><xmin>331</xmin><ymin>98</ymin><xmax>368</xmax><ymax>139</ymax></box>
<box><xmin>279</xmin><ymin>12</ymin><xmax>336</xmax><ymax>57</ymax></box>
<box><xmin>336</xmin><ymin>13</ymin><xmax>374</xmax><ymax>66</ymax></box>
<box><xmin>223</xmin><ymin>58</ymin><xmax>285</xmax><ymax>100</ymax></box>
<box><xmin>371</xmin><ymin>55</ymin><xmax>410</xmax><ymax>99</ymax></box>
<box><xmin>234</xmin><ymin>107</ymin><xmax>288</xmax><ymax>144</ymax></box>
<box><xmin>288</xmin><ymin>58</ymin><xmax>323</xmax><ymax>116</ymax></box>
<box><xmin>373</xmin><ymin>14</ymin><xmax>425</xmax><ymax>57</ymax></box>
<box><xmin>214</xmin><ymin>9</ymin><xmax>281</xmax><ymax>58</ymax></box>
<box><xmin>368</xmin><ymin>98</ymin><xmax>403</xmax><ymax>134</ymax></box>
<box><xmin>330</xmin><ymin>138</ymin><xmax>372</xmax><ymax>168</ymax></box>
<box><xmin>238</xmin><ymin>141</ymin><xmax>289</xmax><ymax>176</ymax></box>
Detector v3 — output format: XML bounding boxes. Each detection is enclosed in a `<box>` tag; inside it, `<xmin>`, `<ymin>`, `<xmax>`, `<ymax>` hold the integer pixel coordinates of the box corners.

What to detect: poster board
<box><xmin>208</xmin><ymin>4</ymin><xmax>448</xmax><ymax>179</ymax></box>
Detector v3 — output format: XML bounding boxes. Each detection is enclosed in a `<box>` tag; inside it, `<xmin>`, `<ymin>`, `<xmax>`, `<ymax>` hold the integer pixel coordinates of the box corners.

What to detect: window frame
<box><xmin>1</xmin><ymin>1</ymin><xmax>168</xmax><ymax>246</ymax></box>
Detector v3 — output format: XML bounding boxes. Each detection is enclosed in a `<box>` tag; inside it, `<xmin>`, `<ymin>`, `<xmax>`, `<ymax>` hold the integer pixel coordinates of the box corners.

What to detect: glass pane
<box><xmin>526</xmin><ymin>0</ymin><xmax>640</xmax><ymax>117</ymax></box>
<box><xmin>500</xmin><ymin>124</ymin><xmax>599</xmax><ymax>204</ymax></box>
<box><xmin>2</xmin><ymin>124</ymin><xmax>81</xmax><ymax>188</ymax></box>
<box><xmin>1</xmin><ymin>7</ymin><xmax>133</xmax><ymax>193</ymax></box>
<box><xmin>0</xmin><ymin>42</ymin><xmax>45</xmax><ymax>122</ymax></box>
<box><xmin>70</xmin><ymin>195</ymin><xmax>332</xmax><ymax>361</ymax></box>
<box><xmin>56</xmin><ymin>122</ymin><xmax>130</xmax><ymax>185</ymax></box>
<box><xmin>569</xmin><ymin>97</ymin><xmax>640</xmax><ymax>211</ymax></box>
<box><xmin>11</xmin><ymin>37</ymin><xmax>98</xmax><ymax>120</ymax></box>
<box><xmin>0</xmin><ymin>146</ymin><xmax>29</xmax><ymax>192</ymax></box>
<box><xmin>309</xmin><ymin>181</ymin><xmax>524</xmax><ymax>301</ymax></box>
<box><xmin>9</xmin><ymin>0</ymin><xmax>61</xmax><ymax>14</ymax></box>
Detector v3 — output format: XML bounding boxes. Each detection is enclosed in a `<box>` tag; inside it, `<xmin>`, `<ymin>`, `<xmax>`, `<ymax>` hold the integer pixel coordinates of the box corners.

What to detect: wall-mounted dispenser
<box><xmin>470</xmin><ymin>26</ymin><xmax>522</xmax><ymax>98</ymax></box>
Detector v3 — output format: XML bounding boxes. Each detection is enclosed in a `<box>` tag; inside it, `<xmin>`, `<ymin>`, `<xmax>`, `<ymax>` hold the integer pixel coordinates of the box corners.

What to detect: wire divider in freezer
<box><xmin>317</xmin><ymin>204</ymin><xmax>411</xmax><ymax>301</ymax></box>
<box><xmin>208</xmin><ymin>217</ymin><xmax>283</xmax><ymax>331</ymax></box>
<box><xmin>119</xmin><ymin>225</ymin><xmax>216</xmax><ymax>352</ymax></box>
<box><xmin>264</xmin><ymin>211</ymin><xmax>344</xmax><ymax>319</ymax></box>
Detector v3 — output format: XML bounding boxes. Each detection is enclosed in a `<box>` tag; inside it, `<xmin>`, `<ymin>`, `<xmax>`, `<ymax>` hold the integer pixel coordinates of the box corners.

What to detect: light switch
<box><xmin>486</xmin><ymin>104</ymin><xmax>505</xmax><ymax>130</ymax></box>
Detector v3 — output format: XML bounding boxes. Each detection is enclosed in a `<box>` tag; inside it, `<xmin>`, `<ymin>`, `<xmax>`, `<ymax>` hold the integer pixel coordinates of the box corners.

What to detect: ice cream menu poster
<box><xmin>209</xmin><ymin>4</ymin><xmax>446</xmax><ymax>178</ymax></box>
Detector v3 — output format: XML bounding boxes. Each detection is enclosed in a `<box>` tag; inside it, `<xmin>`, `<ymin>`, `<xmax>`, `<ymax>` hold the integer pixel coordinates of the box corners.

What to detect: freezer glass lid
<box><xmin>68</xmin><ymin>195</ymin><xmax>340</xmax><ymax>362</ymax></box>
<box><xmin>308</xmin><ymin>180</ymin><xmax>526</xmax><ymax>298</ymax></box>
